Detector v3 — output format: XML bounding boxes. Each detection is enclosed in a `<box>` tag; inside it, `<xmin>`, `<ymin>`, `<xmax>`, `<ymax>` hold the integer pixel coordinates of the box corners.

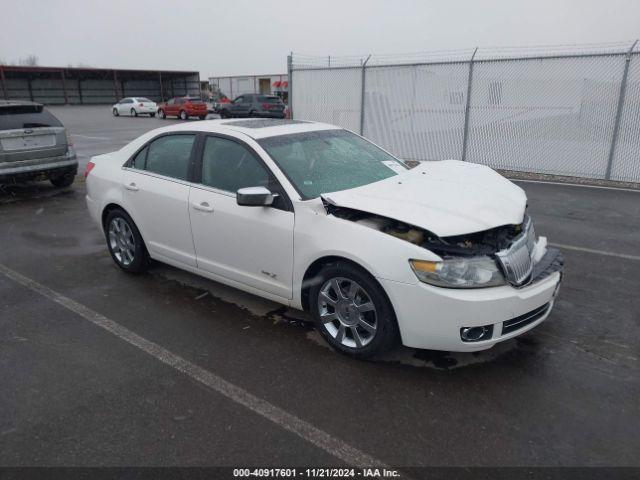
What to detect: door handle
<box><xmin>192</xmin><ymin>201</ymin><xmax>214</xmax><ymax>212</ymax></box>
<box><xmin>125</xmin><ymin>182</ymin><xmax>139</xmax><ymax>191</ymax></box>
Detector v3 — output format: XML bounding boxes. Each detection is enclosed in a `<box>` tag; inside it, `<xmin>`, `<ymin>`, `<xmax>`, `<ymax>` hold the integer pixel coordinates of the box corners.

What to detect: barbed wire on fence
<box><xmin>291</xmin><ymin>40</ymin><xmax>639</xmax><ymax>69</ymax></box>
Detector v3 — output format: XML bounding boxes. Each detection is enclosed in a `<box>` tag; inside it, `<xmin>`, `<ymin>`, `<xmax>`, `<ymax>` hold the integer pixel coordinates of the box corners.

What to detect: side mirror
<box><xmin>237</xmin><ymin>186</ymin><xmax>276</xmax><ymax>207</ymax></box>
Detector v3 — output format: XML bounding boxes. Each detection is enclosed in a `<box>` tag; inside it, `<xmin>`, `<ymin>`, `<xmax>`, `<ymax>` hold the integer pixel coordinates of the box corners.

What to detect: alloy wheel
<box><xmin>317</xmin><ymin>277</ymin><xmax>378</xmax><ymax>348</ymax></box>
<box><xmin>108</xmin><ymin>217</ymin><xmax>135</xmax><ymax>266</ymax></box>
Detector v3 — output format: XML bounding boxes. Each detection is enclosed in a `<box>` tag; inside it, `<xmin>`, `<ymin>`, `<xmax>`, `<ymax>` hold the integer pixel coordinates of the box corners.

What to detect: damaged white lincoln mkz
<box><xmin>86</xmin><ymin>119</ymin><xmax>563</xmax><ymax>358</ymax></box>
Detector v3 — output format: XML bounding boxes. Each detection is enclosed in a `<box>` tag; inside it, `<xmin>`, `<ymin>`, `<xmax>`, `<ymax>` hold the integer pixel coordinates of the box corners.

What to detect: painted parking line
<box><xmin>511</xmin><ymin>178</ymin><xmax>640</xmax><ymax>193</ymax></box>
<box><xmin>71</xmin><ymin>134</ymin><xmax>112</xmax><ymax>140</ymax></box>
<box><xmin>550</xmin><ymin>243</ymin><xmax>640</xmax><ymax>261</ymax></box>
<box><xmin>0</xmin><ymin>263</ymin><xmax>386</xmax><ymax>469</ymax></box>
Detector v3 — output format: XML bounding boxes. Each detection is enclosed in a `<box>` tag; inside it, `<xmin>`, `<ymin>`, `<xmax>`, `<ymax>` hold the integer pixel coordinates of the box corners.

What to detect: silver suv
<box><xmin>0</xmin><ymin>101</ymin><xmax>77</xmax><ymax>187</ymax></box>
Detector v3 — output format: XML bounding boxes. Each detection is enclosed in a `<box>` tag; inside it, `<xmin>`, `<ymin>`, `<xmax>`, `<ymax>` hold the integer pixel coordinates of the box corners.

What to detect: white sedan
<box><xmin>85</xmin><ymin>119</ymin><xmax>563</xmax><ymax>358</ymax></box>
<box><xmin>112</xmin><ymin>97</ymin><xmax>158</xmax><ymax>117</ymax></box>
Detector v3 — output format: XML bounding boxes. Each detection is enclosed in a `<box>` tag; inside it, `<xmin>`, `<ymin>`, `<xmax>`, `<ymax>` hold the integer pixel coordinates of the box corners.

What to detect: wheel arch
<box><xmin>101</xmin><ymin>203</ymin><xmax>148</xmax><ymax>252</ymax></box>
<box><xmin>300</xmin><ymin>255</ymin><xmax>392</xmax><ymax>315</ymax></box>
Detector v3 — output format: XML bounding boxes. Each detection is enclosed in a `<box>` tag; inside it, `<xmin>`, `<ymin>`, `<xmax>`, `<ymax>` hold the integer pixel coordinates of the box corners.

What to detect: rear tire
<box><xmin>179</xmin><ymin>110</ymin><xmax>188</xmax><ymax>120</ymax></box>
<box><xmin>104</xmin><ymin>208</ymin><xmax>150</xmax><ymax>274</ymax></box>
<box><xmin>158</xmin><ymin>109</ymin><xmax>166</xmax><ymax>119</ymax></box>
<box><xmin>131</xmin><ymin>108</ymin><xmax>138</xmax><ymax>117</ymax></box>
<box><xmin>50</xmin><ymin>171</ymin><xmax>75</xmax><ymax>188</ymax></box>
<box><xmin>220</xmin><ymin>109</ymin><xmax>229</xmax><ymax>119</ymax></box>
<box><xmin>309</xmin><ymin>261</ymin><xmax>399</xmax><ymax>359</ymax></box>
<box><xmin>199</xmin><ymin>115</ymin><xmax>206</xmax><ymax>120</ymax></box>
<box><xmin>113</xmin><ymin>108</ymin><xmax>119</xmax><ymax>116</ymax></box>
<box><xmin>149</xmin><ymin>113</ymin><xmax>156</xmax><ymax>117</ymax></box>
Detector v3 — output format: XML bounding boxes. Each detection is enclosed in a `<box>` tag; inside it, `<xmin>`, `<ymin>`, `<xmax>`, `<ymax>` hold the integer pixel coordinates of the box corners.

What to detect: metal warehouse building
<box><xmin>0</xmin><ymin>65</ymin><xmax>201</xmax><ymax>105</ymax></box>
<box><xmin>209</xmin><ymin>74</ymin><xmax>288</xmax><ymax>100</ymax></box>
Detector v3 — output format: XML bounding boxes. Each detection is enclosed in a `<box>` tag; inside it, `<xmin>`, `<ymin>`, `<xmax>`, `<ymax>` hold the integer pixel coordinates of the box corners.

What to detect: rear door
<box><xmin>122</xmin><ymin>133</ymin><xmax>198</xmax><ymax>267</ymax></box>
<box><xmin>0</xmin><ymin>105</ymin><xmax>68</xmax><ymax>166</ymax></box>
<box><xmin>173</xmin><ymin>98</ymin><xmax>185</xmax><ymax>116</ymax></box>
<box><xmin>165</xmin><ymin>98</ymin><xmax>177</xmax><ymax>116</ymax></box>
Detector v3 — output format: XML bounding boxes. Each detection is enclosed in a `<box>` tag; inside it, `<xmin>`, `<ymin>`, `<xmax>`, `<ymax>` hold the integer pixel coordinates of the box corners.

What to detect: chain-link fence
<box><xmin>288</xmin><ymin>41</ymin><xmax>640</xmax><ymax>182</ymax></box>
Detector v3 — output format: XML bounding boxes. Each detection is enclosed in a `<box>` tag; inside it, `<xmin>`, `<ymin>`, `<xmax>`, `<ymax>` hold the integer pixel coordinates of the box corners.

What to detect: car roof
<box><xmin>0</xmin><ymin>100</ymin><xmax>43</xmax><ymax>108</ymax></box>
<box><xmin>160</xmin><ymin>118</ymin><xmax>342</xmax><ymax>140</ymax></box>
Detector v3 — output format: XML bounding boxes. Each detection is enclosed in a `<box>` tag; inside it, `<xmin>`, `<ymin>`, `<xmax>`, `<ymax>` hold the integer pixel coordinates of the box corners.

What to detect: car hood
<box><xmin>320</xmin><ymin>160</ymin><xmax>527</xmax><ymax>237</ymax></box>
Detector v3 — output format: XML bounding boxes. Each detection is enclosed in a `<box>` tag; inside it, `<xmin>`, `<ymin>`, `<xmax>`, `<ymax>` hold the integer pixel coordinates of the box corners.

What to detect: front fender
<box><xmin>291</xmin><ymin>203</ymin><xmax>439</xmax><ymax>309</ymax></box>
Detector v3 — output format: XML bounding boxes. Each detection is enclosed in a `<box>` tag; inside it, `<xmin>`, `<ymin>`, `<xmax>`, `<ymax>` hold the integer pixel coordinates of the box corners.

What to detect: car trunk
<box><xmin>0</xmin><ymin>127</ymin><xmax>68</xmax><ymax>164</ymax></box>
<box><xmin>0</xmin><ymin>104</ymin><xmax>68</xmax><ymax>165</ymax></box>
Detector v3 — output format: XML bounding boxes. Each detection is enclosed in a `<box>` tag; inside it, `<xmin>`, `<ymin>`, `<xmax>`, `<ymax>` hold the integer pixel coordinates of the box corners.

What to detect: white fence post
<box><xmin>461</xmin><ymin>47</ymin><xmax>478</xmax><ymax>162</ymax></box>
<box><xmin>605</xmin><ymin>39</ymin><xmax>638</xmax><ymax>180</ymax></box>
<box><xmin>360</xmin><ymin>55</ymin><xmax>372</xmax><ymax>136</ymax></box>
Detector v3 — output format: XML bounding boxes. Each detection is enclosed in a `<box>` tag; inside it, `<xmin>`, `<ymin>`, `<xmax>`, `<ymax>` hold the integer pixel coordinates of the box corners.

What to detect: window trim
<box><xmin>193</xmin><ymin>132</ymin><xmax>293</xmax><ymax>212</ymax></box>
<box><xmin>124</xmin><ymin>131</ymin><xmax>201</xmax><ymax>183</ymax></box>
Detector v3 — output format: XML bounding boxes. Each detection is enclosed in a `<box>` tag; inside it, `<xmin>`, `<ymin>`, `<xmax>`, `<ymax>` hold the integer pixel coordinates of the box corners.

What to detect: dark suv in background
<box><xmin>0</xmin><ymin>101</ymin><xmax>77</xmax><ymax>187</ymax></box>
<box><xmin>218</xmin><ymin>94</ymin><xmax>285</xmax><ymax>119</ymax></box>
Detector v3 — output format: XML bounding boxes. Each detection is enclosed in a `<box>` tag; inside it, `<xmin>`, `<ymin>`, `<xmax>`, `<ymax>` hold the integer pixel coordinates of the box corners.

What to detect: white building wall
<box><xmin>209</xmin><ymin>74</ymin><xmax>288</xmax><ymax>99</ymax></box>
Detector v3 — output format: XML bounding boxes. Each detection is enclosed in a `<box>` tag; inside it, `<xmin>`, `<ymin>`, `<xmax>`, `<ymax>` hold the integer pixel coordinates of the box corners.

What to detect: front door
<box><xmin>123</xmin><ymin>133</ymin><xmax>198</xmax><ymax>267</ymax></box>
<box><xmin>117</xmin><ymin>98</ymin><xmax>131</xmax><ymax>115</ymax></box>
<box><xmin>230</xmin><ymin>96</ymin><xmax>250</xmax><ymax>117</ymax></box>
<box><xmin>189</xmin><ymin>134</ymin><xmax>294</xmax><ymax>299</ymax></box>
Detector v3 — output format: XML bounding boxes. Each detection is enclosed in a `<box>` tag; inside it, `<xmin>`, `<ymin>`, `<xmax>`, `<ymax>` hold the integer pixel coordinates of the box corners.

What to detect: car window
<box><xmin>258</xmin><ymin>96</ymin><xmax>282</xmax><ymax>103</ymax></box>
<box><xmin>125</xmin><ymin>99</ymin><xmax>133</xmax><ymax>104</ymax></box>
<box><xmin>144</xmin><ymin>134</ymin><xmax>195</xmax><ymax>181</ymax></box>
<box><xmin>130</xmin><ymin>146</ymin><xmax>148</xmax><ymax>169</ymax></box>
<box><xmin>138</xmin><ymin>98</ymin><xmax>152</xmax><ymax>103</ymax></box>
<box><xmin>0</xmin><ymin>105</ymin><xmax>63</xmax><ymax>131</ymax></box>
<box><xmin>234</xmin><ymin>96</ymin><xmax>244</xmax><ymax>104</ymax></box>
<box><xmin>201</xmin><ymin>136</ymin><xmax>270</xmax><ymax>193</ymax></box>
<box><xmin>167</xmin><ymin>99</ymin><xmax>175</xmax><ymax>105</ymax></box>
<box><xmin>176</xmin><ymin>98</ymin><xmax>184</xmax><ymax>104</ymax></box>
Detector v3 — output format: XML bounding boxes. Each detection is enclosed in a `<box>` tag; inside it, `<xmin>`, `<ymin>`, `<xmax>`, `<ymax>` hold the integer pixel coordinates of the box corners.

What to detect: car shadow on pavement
<box><xmin>0</xmin><ymin>181</ymin><xmax>77</xmax><ymax>205</ymax></box>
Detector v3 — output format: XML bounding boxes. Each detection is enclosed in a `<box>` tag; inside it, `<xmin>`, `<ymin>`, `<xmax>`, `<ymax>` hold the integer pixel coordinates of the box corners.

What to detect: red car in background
<box><xmin>157</xmin><ymin>97</ymin><xmax>208</xmax><ymax>120</ymax></box>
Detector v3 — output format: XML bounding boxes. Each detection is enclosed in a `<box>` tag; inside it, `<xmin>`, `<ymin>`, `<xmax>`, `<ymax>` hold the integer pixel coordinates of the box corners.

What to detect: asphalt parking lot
<box><xmin>0</xmin><ymin>106</ymin><xmax>638</xmax><ymax>469</ymax></box>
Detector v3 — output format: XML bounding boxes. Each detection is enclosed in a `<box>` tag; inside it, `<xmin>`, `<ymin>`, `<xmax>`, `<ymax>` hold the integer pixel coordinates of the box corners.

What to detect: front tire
<box><xmin>199</xmin><ymin>115</ymin><xmax>206</xmax><ymax>120</ymax></box>
<box><xmin>149</xmin><ymin>113</ymin><xmax>156</xmax><ymax>117</ymax></box>
<box><xmin>158</xmin><ymin>109</ymin><xmax>166</xmax><ymax>119</ymax></box>
<box><xmin>220</xmin><ymin>109</ymin><xmax>229</xmax><ymax>119</ymax></box>
<box><xmin>179</xmin><ymin>110</ymin><xmax>188</xmax><ymax>120</ymax></box>
<box><xmin>113</xmin><ymin>108</ymin><xmax>119</xmax><ymax>116</ymax></box>
<box><xmin>309</xmin><ymin>262</ymin><xmax>399</xmax><ymax>358</ymax></box>
<box><xmin>104</xmin><ymin>208</ymin><xmax>150</xmax><ymax>274</ymax></box>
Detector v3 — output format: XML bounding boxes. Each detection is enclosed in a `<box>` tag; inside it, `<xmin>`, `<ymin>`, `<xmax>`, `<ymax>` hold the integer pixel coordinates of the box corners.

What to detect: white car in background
<box><xmin>112</xmin><ymin>97</ymin><xmax>158</xmax><ymax>117</ymax></box>
<box><xmin>85</xmin><ymin>119</ymin><xmax>563</xmax><ymax>358</ymax></box>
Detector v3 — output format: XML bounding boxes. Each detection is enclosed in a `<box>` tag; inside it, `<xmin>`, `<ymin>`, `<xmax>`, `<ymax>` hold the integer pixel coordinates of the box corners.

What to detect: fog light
<box><xmin>460</xmin><ymin>325</ymin><xmax>493</xmax><ymax>342</ymax></box>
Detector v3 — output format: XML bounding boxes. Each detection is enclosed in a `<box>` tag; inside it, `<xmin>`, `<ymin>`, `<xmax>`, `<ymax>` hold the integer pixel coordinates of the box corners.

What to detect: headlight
<box><xmin>409</xmin><ymin>256</ymin><xmax>505</xmax><ymax>288</ymax></box>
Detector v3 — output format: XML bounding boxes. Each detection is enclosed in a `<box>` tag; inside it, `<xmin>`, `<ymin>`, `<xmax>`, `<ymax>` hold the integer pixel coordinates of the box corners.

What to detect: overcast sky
<box><xmin>1</xmin><ymin>0</ymin><xmax>639</xmax><ymax>77</ymax></box>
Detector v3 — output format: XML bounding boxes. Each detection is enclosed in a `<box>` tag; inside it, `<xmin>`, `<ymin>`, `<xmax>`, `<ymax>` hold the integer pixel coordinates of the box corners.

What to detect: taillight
<box><xmin>139</xmin><ymin>103</ymin><xmax>144</xmax><ymax>107</ymax></box>
<box><xmin>84</xmin><ymin>161</ymin><xmax>95</xmax><ymax>178</ymax></box>
<box><xmin>262</xmin><ymin>103</ymin><xmax>270</xmax><ymax>109</ymax></box>
<box><xmin>66</xmin><ymin>131</ymin><xmax>74</xmax><ymax>146</ymax></box>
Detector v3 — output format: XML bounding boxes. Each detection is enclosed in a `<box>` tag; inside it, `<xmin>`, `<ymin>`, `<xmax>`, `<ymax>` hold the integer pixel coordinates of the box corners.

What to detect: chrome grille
<box><xmin>496</xmin><ymin>217</ymin><xmax>536</xmax><ymax>287</ymax></box>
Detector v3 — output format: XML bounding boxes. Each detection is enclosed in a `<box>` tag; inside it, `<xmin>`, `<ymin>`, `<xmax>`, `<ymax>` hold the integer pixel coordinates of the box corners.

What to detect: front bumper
<box><xmin>381</xmin><ymin>248</ymin><xmax>563</xmax><ymax>352</ymax></box>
